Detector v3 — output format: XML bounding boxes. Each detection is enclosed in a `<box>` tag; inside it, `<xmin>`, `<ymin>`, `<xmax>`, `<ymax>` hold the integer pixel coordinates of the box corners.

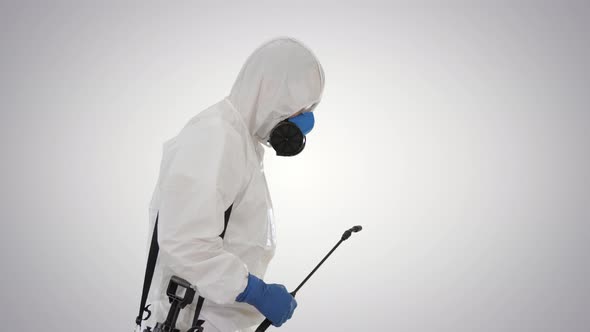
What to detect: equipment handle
<box><xmin>255</xmin><ymin>318</ymin><xmax>273</xmax><ymax>332</ymax></box>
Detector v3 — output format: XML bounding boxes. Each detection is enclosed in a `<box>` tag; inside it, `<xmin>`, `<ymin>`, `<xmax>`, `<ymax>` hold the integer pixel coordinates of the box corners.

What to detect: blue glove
<box><xmin>236</xmin><ymin>273</ymin><xmax>297</xmax><ymax>327</ymax></box>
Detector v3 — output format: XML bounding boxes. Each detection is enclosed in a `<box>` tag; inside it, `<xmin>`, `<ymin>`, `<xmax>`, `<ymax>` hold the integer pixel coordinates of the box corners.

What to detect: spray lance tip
<box><xmin>341</xmin><ymin>225</ymin><xmax>363</xmax><ymax>241</ymax></box>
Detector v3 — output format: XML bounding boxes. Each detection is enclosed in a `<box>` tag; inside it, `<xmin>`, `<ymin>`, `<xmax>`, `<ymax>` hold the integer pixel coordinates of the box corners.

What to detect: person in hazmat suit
<box><xmin>139</xmin><ymin>37</ymin><xmax>325</xmax><ymax>332</ymax></box>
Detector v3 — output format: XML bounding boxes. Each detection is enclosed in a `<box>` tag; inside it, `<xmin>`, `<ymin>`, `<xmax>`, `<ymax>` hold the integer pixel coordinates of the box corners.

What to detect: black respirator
<box><xmin>268</xmin><ymin>112</ymin><xmax>314</xmax><ymax>157</ymax></box>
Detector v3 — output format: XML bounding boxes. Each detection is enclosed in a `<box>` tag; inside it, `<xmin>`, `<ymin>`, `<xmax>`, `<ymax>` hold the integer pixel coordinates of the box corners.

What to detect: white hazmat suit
<box><xmin>141</xmin><ymin>38</ymin><xmax>325</xmax><ymax>332</ymax></box>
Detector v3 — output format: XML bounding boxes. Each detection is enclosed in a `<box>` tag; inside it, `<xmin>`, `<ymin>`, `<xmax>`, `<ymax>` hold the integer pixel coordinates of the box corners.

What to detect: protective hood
<box><xmin>228</xmin><ymin>37</ymin><xmax>325</xmax><ymax>143</ymax></box>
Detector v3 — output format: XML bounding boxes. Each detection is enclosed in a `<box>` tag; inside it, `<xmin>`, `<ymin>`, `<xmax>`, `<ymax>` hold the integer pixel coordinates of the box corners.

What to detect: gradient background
<box><xmin>1</xmin><ymin>1</ymin><xmax>589</xmax><ymax>331</ymax></box>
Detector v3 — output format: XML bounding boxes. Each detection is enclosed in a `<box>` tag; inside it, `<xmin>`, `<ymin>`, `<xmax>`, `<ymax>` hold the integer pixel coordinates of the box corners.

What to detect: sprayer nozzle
<box><xmin>341</xmin><ymin>226</ymin><xmax>363</xmax><ymax>241</ymax></box>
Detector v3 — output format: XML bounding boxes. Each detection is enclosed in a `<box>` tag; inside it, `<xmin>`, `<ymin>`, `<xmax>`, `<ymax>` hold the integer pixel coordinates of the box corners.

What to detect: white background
<box><xmin>1</xmin><ymin>1</ymin><xmax>589</xmax><ymax>331</ymax></box>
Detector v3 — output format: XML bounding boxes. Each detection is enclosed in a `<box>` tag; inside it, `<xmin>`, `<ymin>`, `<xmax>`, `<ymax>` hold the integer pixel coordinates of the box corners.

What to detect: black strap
<box><xmin>219</xmin><ymin>204</ymin><xmax>233</xmax><ymax>239</ymax></box>
<box><xmin>136</xmin><ymin>213</ymin><xmax>160</xmax><ymax>327</ymax></box>
<box><xmin>188</xmin><ymin>296</ymin><xmax>206</xmax><ymax>331</ymax></box>
<box><xmin>189</xmin><ymin>204</ymin><xmax>234</xmax><ymax>331</ymax></box>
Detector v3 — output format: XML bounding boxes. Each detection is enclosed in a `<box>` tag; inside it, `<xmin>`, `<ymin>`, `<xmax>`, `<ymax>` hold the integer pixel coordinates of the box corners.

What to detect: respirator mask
<box><xmin>268</xmin><ymin>111</ymin><xmax>315</xmax><ymax>157</ymax></box>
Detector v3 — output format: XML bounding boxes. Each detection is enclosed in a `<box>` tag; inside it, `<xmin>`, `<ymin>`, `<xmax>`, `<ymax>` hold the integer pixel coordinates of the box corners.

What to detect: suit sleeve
<box><xmin>157</xmin><ymin>119</ymin><xmax>250</xmax><ymax>304</ymax></box>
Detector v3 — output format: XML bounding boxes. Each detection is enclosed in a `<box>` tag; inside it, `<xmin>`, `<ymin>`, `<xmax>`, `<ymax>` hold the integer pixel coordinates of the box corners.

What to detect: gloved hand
<box><xmin>236</xmin><ymin>273</ymin><xmax>297</xmax><ymax>327</ymax></box>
